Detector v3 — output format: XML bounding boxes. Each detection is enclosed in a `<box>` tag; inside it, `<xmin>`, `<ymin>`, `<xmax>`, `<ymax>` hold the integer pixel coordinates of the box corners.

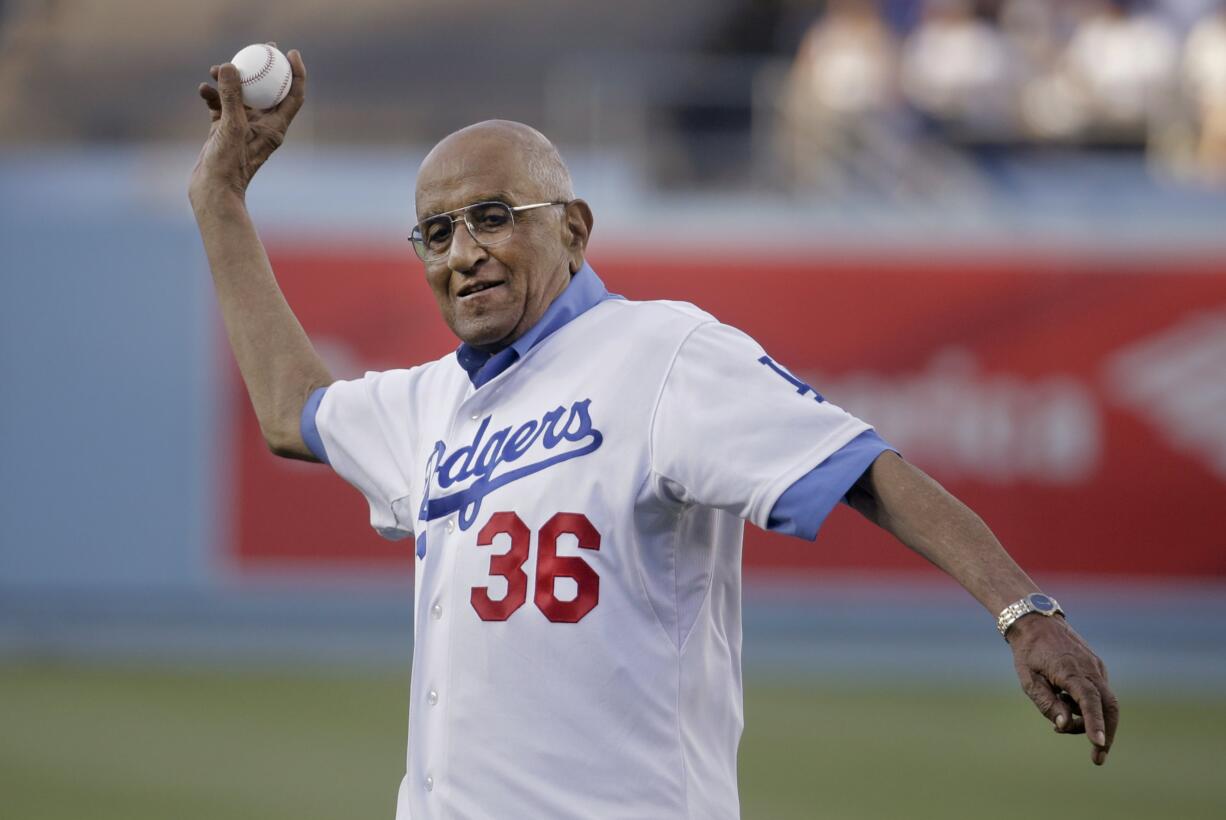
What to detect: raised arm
<box><xmin>846</xmin><ymin>451</ymin><xmax>1119</xmax><ymax>765</ymax></box>
<box><xmin>188</xmin><ymin>49</ymin><xmax>331</xmax><ymax>460</ymax></box>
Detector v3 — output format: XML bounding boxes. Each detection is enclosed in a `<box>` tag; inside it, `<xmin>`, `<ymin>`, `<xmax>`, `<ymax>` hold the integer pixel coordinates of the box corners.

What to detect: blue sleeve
<box><xmin>766</xmin><ymin>429</ymin><xmax>895</xmax><ymax>541</ymax></box>
<box><xmin>300</xmin><ymin>386</ymin><xmax>330</xmax><ymax>464</ymax></box>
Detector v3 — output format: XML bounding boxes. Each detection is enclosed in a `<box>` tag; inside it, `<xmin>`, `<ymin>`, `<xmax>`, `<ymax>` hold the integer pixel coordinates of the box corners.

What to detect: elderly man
<box><xmin>191</xmin><ymin>51</ymin><xmax>1117</xmax><ymax>820</ymax></box>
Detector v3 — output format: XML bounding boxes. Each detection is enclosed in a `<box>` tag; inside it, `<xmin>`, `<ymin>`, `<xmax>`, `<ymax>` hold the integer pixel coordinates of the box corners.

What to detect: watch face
<box><xmin>1029</xmin><ymin>593</ymin><xmax>1055</xmax><ymax>613</ymax></box>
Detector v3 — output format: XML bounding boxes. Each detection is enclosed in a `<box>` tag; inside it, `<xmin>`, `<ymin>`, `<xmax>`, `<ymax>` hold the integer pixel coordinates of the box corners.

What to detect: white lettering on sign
<box><xmin>802</xmin><ymin>349</ymin><xmax>1101</xmax><ymax>484</ymax></box>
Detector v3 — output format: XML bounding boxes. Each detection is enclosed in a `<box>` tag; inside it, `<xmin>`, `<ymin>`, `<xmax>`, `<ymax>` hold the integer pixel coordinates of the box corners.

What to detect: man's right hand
<box><xmin>189</xmin><ymin>47</ymin><xmax>306</xmax><ymax>205</ymax></box>
<box><xmin>185</xmin><ymin>46</ymin><xmax>330</xmax><ymax>460</ymax></box>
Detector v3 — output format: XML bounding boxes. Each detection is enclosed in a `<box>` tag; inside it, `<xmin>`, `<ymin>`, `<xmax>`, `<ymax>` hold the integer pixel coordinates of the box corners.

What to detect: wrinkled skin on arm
<box><xmin>847</xmin><ymin>451</ymin><xmax>1120</xmax><ymax>765</ymax></box>
<box><xmin>189</xmin><ymin>48</ymin><xmax>332</xmax><ymax>459</ymax></box>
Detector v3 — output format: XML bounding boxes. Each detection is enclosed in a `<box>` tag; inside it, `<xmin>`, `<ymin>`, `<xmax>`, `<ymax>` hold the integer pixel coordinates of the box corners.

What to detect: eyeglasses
<box><xmin>409</xmin><ymin>200</ymin><xmax>566</xmax><ymax>262</ymax></box>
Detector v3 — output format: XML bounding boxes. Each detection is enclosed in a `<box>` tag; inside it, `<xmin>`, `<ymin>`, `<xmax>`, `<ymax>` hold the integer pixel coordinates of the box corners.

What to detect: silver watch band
<box><xmin>997</xmin><ymin>593</ymin><xmax>1063</xmax><ymax>638</ymax></box>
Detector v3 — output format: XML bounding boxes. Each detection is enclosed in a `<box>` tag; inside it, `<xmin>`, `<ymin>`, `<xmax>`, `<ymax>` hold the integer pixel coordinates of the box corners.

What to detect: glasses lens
<box><xmin>414</xmin><ymin>215</ymin><xmax>454</xmax><ymax>261</ymax></box>
<box><xmin>410</xmin><ymin>228</ymin><xmax>428</xmax><ymax>260</ymax></box>
<box><xmin>465</xmin><ymin>202</ymin><xmax>514</xmax><ymax>245</ymax></box>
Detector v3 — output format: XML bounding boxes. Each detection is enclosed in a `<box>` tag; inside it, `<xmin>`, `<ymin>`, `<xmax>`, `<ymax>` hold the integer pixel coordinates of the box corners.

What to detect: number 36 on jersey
<box><xmin>470</xmin><ymin>511</ymin><xmax>602</xmax><ymax>624</ymax></box>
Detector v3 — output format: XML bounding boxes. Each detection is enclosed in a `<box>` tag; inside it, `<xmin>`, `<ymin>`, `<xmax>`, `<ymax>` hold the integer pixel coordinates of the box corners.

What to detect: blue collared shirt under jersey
<box><xmin>301</xmin><ymin>262</ymin><xmax>894</xmax><ymax>541</ymax></box>
<box><xmin>454</xmin><ymin>261</ymin><xmax>619</xmax><ymax>389</ymax></box>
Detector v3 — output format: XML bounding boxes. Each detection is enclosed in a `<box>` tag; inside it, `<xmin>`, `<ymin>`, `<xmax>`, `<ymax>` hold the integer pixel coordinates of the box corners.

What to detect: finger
<box><xmin>1063</xmin><ymin>677</ymin><xmax>1109</xmax><ymax>762</ymax></box>
<box><xmin>273</xmin><ymin>48</ymin><xmax>307</xmax><ymax>123</ymax></box>
<box><xmin>1100</xmin><ymin>679</ymin><xmax>1120</xmax><ymax>749</ymax></box>
<box><xmin>210</xmin><ymin>65</ymin><xmax>220</xmax><ymax>81</ymax></box>
<box><xmin>1052</xmin><ymin>693</ymin><xmax>1086</xmax><ymax>734</ymax></box>
<box><xmin>1018</xmin><ymin>668</ymin><xmax>1076</xmax><ymax>731</ymax></box>
<box><xmin>288</xmin><ymin>49</ymin><xmax>306</xmax><ymax>83</ymax></box>
<box><xmin>216</xmin><ymin>63</ymin><xmax>249</xmax><ymax>131</ymax></box>
<box><xmin>199</xmin><ymin>83</ymin><xmax>221</xmax><ymax>112</ymax></box>
<box><xmin>1053</xmin><ymin>712</ymin><xmax>1085</xmax><ymax>734</ymax></box>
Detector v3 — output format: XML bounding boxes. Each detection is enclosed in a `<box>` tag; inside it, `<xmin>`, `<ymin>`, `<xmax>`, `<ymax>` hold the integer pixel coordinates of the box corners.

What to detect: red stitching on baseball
<box><xmin>274</xmin><ymin>67</ymin><xmax>291</xmax><ymax>105</ymax></box>
<box><xmin>241</xmin><ymin>45</ymin><xmax>276</xmax><ymax>85</ymax></box>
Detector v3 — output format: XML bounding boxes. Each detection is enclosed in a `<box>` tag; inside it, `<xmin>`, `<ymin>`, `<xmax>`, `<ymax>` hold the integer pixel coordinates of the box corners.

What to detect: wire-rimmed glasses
<box><xmin>410</xmin><ymin>200</ymin><xmax>566</xmax><ymax>262</ymax></box>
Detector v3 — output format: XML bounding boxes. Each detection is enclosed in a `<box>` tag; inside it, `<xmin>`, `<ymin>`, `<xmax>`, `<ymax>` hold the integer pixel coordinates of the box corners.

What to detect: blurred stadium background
<box><xmin>2</xmin><ymin>0</ymin><xmax>1225</xmax><ymax>817</ymax></box>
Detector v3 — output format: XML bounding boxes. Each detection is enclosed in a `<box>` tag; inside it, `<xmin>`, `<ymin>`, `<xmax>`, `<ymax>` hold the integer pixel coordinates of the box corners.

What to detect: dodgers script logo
<box><xmin>420</xmin><ymin>399</ymin><xmax>603</xmax><ymax>530</ymax></box>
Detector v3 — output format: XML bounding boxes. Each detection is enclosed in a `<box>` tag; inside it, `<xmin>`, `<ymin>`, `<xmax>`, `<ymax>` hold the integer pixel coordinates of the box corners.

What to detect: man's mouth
<box><xmin>457</xmin><ymin>281</ymin><xmax>505</xmax><ymax>299</ymax></box>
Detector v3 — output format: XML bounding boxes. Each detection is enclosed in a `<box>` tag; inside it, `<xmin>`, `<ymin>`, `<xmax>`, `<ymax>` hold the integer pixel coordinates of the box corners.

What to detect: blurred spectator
<box><xmin>777</xmin><ymin>0</ymin><xmax>903</xmax><ymax>190</ymax></box>
<box><xmin>1182</xmin><ymin>2</ymin><xmax>1226</xmax><ymax>176</ymax></box>
<box><xmin>784</xmin><ymin>1</ymin><xmax>897</xmax><ymax>124</ymax></box>
<box><xmin>1061</xmin><ymin>0</ymin><xmax>1180</xmax><ymax>141</ymax></box>
<box><xmin>1160</xmin><ymin>0</ymin><xmax>1225</xmax><ymax>30</ymax></box>
<box><xmin>899</xmin><ymin>0</ymin><xmax>1019</xmax><ymax>140</ymax></box>
<box><xmin>770</xmin><ymin>0</ymin><xmax>1226</xmax><ymax>193</ymax></box>
<box><xmin>999</xmin><ymin>0</ymin><xmax>1074</xmax><ymax>81</ymax></box>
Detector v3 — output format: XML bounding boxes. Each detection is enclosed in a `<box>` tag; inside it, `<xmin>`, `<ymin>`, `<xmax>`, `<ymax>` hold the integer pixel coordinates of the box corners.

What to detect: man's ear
<box><xmin>562</xmin><ymin>199</ymin><xmax>594</xmax><ymax>273</ymax></box>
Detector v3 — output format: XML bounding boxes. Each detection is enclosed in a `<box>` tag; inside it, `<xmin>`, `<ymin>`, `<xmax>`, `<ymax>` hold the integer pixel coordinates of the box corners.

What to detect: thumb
<box><xmin>1018</xmin><ymin>668</ymin><xmax>1076</xmax><ymax>731</ymax></box>
<box><xmin>216</xmin><ymin>63</ymin><xmax>249</xmax><ymax>131</ymax></box>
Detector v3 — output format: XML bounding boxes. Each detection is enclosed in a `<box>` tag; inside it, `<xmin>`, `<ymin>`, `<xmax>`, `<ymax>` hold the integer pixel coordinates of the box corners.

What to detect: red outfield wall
<box><xmin>229</xmin><ymin>247</ymin><xmax>1226</xmax><ymax>579</ymax></box>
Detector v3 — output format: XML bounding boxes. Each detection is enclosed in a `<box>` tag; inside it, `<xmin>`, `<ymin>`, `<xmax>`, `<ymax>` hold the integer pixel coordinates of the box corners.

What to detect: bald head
<box><xmin>411</xmin><ymin>120</ymin><xmax>594</xmax><ymax>351</ymax></box>
<box><xmin>416</xmin><ymin>120</ymin><xmax>573</xmax><ymax>216</ymax></box>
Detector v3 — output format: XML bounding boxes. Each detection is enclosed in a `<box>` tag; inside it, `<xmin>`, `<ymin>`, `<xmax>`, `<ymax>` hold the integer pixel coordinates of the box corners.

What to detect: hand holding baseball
<box><xmin>189</xmin><ymin>46</ymin><xmax>306</xmax><ymax>204</ymax></box>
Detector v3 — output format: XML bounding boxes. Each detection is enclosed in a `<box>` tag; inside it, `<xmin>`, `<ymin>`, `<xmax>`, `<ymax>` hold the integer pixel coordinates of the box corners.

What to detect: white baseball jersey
<box><xmin>305</xmin><ymin>265</ymin><xmax>883</xmax><ymax>819</ymax></box>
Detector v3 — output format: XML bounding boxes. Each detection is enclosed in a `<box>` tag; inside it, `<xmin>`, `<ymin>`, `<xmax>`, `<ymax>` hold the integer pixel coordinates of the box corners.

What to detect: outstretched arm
<box><xmin>189</xmin><ymin>49</ymin><xmax>331</xmax><ymax>460</ymax></box>
<box><xmin>846</xmin><ymin>451</ymin><xmax>1119</xmax><ymax>765</ymax></box>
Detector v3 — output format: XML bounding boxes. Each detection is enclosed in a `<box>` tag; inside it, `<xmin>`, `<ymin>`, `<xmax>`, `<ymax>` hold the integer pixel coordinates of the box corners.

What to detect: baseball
<box><xmin>230</xmin><ymin>44</ymin><xmax>292</xmax><ymax>110</ymax></box>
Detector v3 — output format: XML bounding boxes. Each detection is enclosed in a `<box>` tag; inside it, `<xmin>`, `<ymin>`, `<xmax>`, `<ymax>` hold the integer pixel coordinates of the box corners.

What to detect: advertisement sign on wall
<box><xmin>230</xmin><ymin>248</ymin><xmax>1226</xmax><ymax>579</ymax></box>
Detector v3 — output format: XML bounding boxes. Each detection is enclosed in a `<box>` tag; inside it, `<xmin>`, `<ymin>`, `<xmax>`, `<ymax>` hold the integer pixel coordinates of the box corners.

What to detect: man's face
<box><xmin>414</xmin><ymin>133</ymin><xmax>573</xmax><ymax>351</ymax></box>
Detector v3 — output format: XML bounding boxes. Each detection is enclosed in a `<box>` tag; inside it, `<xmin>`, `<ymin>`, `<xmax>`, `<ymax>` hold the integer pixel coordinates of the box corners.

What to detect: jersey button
<box><xmin>430</xmin><ymin>603</ymin><xmax>443</xmax><ymax>620</ymax></box>
<box><xmin>425</xmin><ymin>774</ymin><xmax>434</xmax><ymax>792</ymax></box>
<box><xmin>427</xmin><ymin>689</ymin><xmax>439</xmax><ymax>706</ymax></box>
<box><xmin>445</xmin><ymin>518</ymin><xmax>455</xmax><ymax>534</ymax></box>
<box><xmin>470</xmin><ymin>413</ymin><xmax>480</xmax><ymax>421</ymax></box>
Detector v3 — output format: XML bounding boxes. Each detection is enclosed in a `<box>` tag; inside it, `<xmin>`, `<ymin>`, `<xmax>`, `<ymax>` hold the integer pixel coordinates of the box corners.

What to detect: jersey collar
<box><xmin>455</xmin><ymin>262</ymin><xmax>614</xmax><ymax>388</ymax></box>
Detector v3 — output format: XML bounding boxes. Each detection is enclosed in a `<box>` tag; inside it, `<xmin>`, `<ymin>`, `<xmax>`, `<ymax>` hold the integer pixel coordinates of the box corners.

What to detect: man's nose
<box><xmin>447</xmin><ymin>221</ymin><xmax>488</xmax><ymax>273</ymax></box>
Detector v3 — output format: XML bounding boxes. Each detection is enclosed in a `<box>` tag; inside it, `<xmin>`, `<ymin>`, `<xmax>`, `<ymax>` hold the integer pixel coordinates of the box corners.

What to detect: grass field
<box><xmin>2</xmin><ymin>661</ymin><xmax>1223</xmax><ymax>819</ymax></box>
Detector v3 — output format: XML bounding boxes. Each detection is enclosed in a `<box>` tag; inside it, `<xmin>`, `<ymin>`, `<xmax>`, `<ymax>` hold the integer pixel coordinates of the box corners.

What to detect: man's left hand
<box><xmin>1007</xmin><ymin>614</ymin><xmax>1119</xmax><ymax>765</ymax></box>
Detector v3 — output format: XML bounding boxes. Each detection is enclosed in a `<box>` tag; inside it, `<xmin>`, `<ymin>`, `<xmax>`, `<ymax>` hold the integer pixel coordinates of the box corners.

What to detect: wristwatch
<box><xmin>997</xmin><ymin>592</ymin><xmax>1063</xmax><ymax>639</ymax></box>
